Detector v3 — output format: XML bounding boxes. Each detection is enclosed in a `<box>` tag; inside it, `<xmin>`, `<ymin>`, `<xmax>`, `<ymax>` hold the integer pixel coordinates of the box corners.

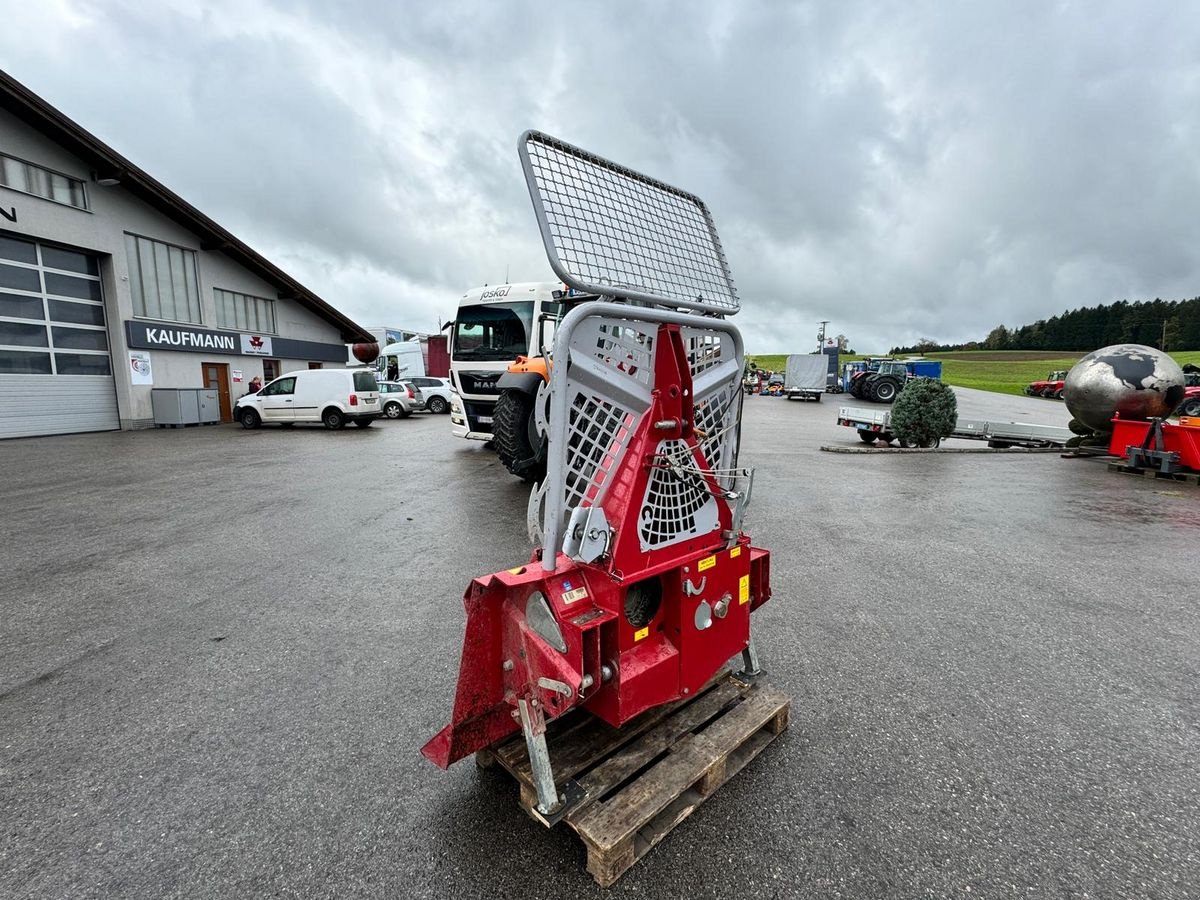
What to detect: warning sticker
<box><xmin>562</xmin><ymin>586</ymin><xmax>588</xmax><ymax>604</ymax></box>
<box><xmin>729</xmin><ymin>547</ymin><xmax>741</xmax><ymax>559</ymax></box>
<box><xmin>739</xmin><ymin>575</ymin><xmax>750</xmax><ymax>605</ymax></box>
<box><xmin>634</xmin><ymin>626</ymin><xmax>649</xmax><ymax>641</ymax></box>
<box><xmin>697</xmin><ymin>555</ymin><xmax>716</xmax><ymax>572</ymax></box>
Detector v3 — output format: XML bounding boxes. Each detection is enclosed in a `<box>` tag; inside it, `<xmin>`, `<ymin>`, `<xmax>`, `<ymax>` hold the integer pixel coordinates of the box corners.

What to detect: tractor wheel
<box><xmin>1054</xmin><ymin>389</ymin><xmax>1065</xmax><ymax>400</ymax></box>
<box><xmin>493</xmin><ymin>389</ymin><xmax>546</xmax><ymax>483</ymax></box>
<box><xmin>858</xmin><ymin>431</ymin><xmax>877</xmax><ymax>444</ymax></box>
<box><xmin>1180</xmin><ymin>397</ymin><xmax>1200</xmax><ymax>417</ymax></box>
<box><xmin>873</xmin><ymin>379</ymin><xmax>899</xmax><ymax>403</ymax></box>
<box><xmin>849</xmin><ymin>378</ymin><xmax>864</xmax><ymax>399</ymax></box>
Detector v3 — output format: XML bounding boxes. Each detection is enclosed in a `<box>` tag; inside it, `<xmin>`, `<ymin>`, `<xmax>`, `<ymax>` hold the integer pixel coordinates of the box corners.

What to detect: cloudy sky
<box><xmin>3</xmin><ymin>1</ymin><xmax>1198</xmax><ymax>352</ymax></box>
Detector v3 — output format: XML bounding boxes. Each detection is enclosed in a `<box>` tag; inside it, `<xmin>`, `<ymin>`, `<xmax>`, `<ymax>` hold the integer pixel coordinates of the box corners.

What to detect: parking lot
<box><xmin>2</xmin><ymin>391</ymin><xmax>1197</xmax><ymax>899</ymax></box>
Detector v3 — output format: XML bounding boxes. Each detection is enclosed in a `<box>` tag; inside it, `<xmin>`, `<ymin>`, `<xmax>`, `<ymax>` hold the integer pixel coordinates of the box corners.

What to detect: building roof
<box><xmin>0</xmin><ymin>69</ymin><xmax>371</xmax><ymax>343</ymax></box>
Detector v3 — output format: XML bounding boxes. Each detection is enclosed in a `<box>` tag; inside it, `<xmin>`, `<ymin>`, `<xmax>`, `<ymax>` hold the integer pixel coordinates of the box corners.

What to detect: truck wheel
<box><xmin>858</xmin><ymin>431</ymin><xmax>877</xmax><ymax>444</ymax></box>
<box><xmin>494</xmin><ymin>389</ymin><xmax>546</xmax><ymax>483</ymax></box>
<box><xmin>873</xmin><ymin>380</ymin><xmax>898</xmax><ymax>403</ymax></box>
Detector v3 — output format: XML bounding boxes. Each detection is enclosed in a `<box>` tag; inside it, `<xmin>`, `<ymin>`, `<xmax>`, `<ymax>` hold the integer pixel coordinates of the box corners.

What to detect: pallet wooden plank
<box><xmin>573</xmin><ymin>686</ymin><xmax>789</xmax><ymax>853</ymax></box>
<box><xmin>568</xmin><ymin>680</ymin><xmax>745</xmax><ymax>817</ymax></box>
<box><xmin>494</xmin><ymin>670</ymin><xmax>734</xmax><ymax>784</ymax></box>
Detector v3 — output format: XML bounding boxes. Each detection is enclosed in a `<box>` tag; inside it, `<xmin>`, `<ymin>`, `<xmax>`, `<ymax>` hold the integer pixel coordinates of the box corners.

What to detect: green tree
<box><xmin>891</xmin><ymin>378</ymin><xmax>957</xmax><ymax>448</ymax></box>
<box><xmin>983</xmin><ymin>325</ymin><xmax>1010</xmax><ymax>350</ymax></box>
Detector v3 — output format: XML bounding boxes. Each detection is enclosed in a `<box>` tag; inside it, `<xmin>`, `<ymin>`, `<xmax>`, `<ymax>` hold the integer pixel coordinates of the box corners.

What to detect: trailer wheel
<box><xmin>858</xmin><ymin>431</ymin><xmax>877</xmax><ymax>444</ymax></box>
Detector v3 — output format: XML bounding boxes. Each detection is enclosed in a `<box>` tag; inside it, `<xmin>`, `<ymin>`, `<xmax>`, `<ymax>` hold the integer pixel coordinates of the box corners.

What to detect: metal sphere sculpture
<box><xmin>351</xmin><ymin>342</ymin><xmax>380</xmax><ymax>364</ymax></box>
<box><xmin>1063</xmin><ymin>343</ymin><xmax>1185</xmax><ymax>432</ymax></box>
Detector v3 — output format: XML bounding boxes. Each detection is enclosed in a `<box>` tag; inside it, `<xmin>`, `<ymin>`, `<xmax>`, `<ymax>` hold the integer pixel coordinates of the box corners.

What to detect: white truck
<box><xmin>784</xmin><ymin>354</ymin><xmax>828</xmax><ymax>401</ymax></box>
<box><xmin>347</xmin><ymin>328</ymin><xmax>426</xmax><ymax>380</ymax></box>
<box><xmin>448</xmin><ymin>282</ymin><xmax>571</xmax><ymax>441</ymax></box>
<box><xmin>837</xmin><ymin>405</ymin><xmax>1074</xmax><ymax>448</ymax></box>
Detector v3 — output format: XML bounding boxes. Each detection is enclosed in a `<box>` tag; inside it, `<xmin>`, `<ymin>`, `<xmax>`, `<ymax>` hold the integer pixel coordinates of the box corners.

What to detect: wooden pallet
<box><xmin>478</xmin><ymin>671</ymin><xmax>790</xmax><ymax>887</ymax></box>
<box><xmin>1108</xmin><ymin>462</ymin><xmax>1200</xmax><ymax>484</ymax></box>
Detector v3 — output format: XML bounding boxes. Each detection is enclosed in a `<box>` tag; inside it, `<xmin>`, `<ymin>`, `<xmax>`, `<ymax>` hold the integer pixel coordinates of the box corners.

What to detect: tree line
<box><xmin>891</xmin><ymin>297</ymin><xmax>1200</xmax><ymax>355</ymax></box>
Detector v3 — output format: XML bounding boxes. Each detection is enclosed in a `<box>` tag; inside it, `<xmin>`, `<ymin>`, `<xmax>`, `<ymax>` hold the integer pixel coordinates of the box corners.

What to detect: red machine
<box><xmin>422</xmin><ymin>131</ymin><xmax>772</xmax><ymax>821</ymax></box>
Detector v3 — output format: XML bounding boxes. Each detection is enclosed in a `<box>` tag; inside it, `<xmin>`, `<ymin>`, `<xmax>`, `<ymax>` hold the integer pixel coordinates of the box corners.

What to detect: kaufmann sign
<box><xmin>124</xmin><ymin>320</ymin><xmax>347</xmax><ymax>362</ymax></box>
<box><xmin>127</xmin><ymin>321</ymin><xmax>265</xmax><ymax>355</ymax></box>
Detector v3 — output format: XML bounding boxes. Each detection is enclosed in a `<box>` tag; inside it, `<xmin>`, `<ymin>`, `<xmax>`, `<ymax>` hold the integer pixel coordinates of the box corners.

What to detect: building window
<box><xmin>125</xmin><ymin>233</ymin><xmax>202</xmax><ymax>324</ymax></box>
<box><xmin>0</xmin><ymin>153</ymin><xmax>88</xmax><ymax>210</ymax></box>
<box><xmin>214</xmin><ymin>288</ymin><xmax>276</xmax><ymax>334</ymax></box>
<box><xmin>0</xmin><ymin>233</ymin><xmax>109</xmax><ymax>375</ymax></box>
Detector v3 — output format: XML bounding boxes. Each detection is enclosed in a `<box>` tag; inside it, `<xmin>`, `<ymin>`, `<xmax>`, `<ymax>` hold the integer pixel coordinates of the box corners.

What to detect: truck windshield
<box><xmin>453</xmin><ymin>302</ymin><xmax>534</xmax><ymax>361</ymax></box>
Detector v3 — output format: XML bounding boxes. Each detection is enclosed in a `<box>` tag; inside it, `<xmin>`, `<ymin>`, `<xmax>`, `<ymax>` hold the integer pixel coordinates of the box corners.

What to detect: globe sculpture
<box><xmin>351</xmin><ymin>341</ymin><xmax>380</xmax><ymax>364</ymax></box>
<box><xmin>1063</xmin><ymin>343</ymin><xmax>1185</xmax><ymax>433</ymax></box>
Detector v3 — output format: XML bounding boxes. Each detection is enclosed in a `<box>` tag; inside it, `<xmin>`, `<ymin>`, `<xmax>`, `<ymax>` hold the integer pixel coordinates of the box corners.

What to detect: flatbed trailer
<box><xmin>837</xmin><ymin>406</ymin><xmax>1073</xmax><ymax>448</ymax></box>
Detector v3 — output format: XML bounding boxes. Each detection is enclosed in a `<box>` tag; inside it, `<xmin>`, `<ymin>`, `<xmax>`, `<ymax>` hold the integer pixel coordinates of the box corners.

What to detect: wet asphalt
<box><xmin>1</xmin><ymin>390</ymin><xmax>1197</xmax><ymax>899</ymax></box>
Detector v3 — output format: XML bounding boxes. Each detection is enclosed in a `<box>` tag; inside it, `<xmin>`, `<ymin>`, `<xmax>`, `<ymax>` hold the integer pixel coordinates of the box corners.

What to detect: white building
<box><xmin>0</xmin><ymin>69</ymin><xmax>370</xmax><ymax>439</ymax></box>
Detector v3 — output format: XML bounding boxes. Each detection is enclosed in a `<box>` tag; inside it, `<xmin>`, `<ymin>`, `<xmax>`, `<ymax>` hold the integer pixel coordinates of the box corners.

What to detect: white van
<box><xmin>235</xmin><ymin>368</ymin><xmax>381</xmax><ymax>430</ymax></box>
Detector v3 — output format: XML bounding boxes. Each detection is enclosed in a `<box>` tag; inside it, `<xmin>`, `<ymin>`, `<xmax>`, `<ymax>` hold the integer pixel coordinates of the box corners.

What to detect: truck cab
<box><xmin>448</xmin><ymin>282</ymin><xmax>574</xmax><ymax>440</ymax></box>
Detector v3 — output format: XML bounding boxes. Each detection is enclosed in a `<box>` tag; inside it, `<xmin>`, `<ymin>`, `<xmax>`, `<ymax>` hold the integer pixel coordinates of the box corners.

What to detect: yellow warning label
<box><xmin>562</xmin><ymin>587</ymin><xmax>588</xmax><ymax>604</ymax></box>
<box><xmin>739</xmin><ymin>575</ymin><xmax>750</xmax><ymax>605</ymax></box>
<box><xmin>729</xmin><ymin>547</ymin><xmax>742</xmax><ymax>559</ymax></box>
<box><xmin>634</xmin><ymin>626</ymin><xmax>649</xmax><ymax>641</ymax></box>
<box><xmin>698</xmin><ymin>555</ymin><xmax>716</xmax><ymax>572</ymax></box>
<box><xmin>507</xmin><ymin>566</ymin><xmax>526</xmax><ymax>575</ymax></box>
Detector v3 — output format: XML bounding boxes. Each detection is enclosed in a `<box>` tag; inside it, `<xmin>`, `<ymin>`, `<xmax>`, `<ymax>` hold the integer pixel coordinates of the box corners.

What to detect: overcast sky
<box><xmin>3</xmin><ymin>1</ymin><xmax>1198</xmax><ymax>352</ymax></box>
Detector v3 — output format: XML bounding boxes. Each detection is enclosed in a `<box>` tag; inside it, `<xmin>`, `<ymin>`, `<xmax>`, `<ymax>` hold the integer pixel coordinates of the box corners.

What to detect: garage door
<box><xmin>0</xmin><ymin>234</ymin><xmax>118</xmax><ymax>439</ymax></box>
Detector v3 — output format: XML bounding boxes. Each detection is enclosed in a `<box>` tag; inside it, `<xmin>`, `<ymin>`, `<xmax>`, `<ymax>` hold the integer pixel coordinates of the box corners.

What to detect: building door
<box><xmin>0</xmin><ymin>234</ymin><xmax>118</xmax><ymax>439</ymax></box>
<box><xmin>201</xmin><ymin>362</ymin><xmax>232</xmax><ymax>422</ymax></box>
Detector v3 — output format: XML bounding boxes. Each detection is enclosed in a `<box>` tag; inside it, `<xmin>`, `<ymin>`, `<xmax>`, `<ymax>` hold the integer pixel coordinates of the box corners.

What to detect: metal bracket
<box><xmin>683</xmin><ymin>575</ymin><xmax>707</xmax><ymax>597</ymax></box>
<box><xmin>562</xmin><ymin>506</ymin><xmax>611</xmax><ymax>563</ymax></box>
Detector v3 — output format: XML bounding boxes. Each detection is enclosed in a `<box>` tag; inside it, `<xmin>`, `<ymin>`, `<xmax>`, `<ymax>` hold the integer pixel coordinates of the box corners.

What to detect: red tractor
<box><xmin>1026</xmin><ymin>369</ymin><xmax>1067</xmax><ymax>399</ymax></box>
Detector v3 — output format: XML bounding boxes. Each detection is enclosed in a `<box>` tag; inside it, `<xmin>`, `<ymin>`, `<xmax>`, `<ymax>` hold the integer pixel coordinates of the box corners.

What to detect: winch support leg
<box><xmin>738</xmin><ymin>636</ymin><xmax>763</xmax><ymax>679</ymax></box>
<box><xmin>517</xmin><ymin>697</ymin><xmax>560</xmax><ymax>815</ymax></box>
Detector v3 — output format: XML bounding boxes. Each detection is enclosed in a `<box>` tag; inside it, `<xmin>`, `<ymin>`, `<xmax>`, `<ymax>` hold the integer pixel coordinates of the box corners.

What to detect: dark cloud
<box><xmin>4</xmin><ymin>1</ymin><xmax>1199</xmax><ymax>349</ymax></box>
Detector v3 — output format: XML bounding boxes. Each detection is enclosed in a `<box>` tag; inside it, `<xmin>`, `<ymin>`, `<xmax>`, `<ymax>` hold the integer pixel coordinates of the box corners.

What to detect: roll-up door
<box><xmin>0</xmin><ymin>233</ymin><xmax>118</xmax><ymax>439</ymax></box>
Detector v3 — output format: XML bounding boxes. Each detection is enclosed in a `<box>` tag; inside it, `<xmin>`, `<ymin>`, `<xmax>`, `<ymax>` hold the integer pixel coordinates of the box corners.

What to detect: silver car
<box><xmin>378</xmin><ymin>381</ymin><xmax>424</xmax><ymax>419</ymax></box>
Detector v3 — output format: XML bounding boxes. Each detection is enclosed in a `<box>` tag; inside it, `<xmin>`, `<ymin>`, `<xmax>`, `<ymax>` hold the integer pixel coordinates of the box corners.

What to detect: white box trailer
<box><xmin>784</xmin><ymin>354</ymin><xmax>828</xmax><ymax>401</ymax></box>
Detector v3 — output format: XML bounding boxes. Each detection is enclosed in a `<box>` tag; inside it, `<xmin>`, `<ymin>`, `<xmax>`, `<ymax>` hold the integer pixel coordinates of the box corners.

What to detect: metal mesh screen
<box><xmin>538</xmin><ymin>309</ymin><xmax>745</xmax><ymax>558</ymax></box>
<box><xmin>638</xmin><ymin>440</ymin><xmax>720</xmax><ymax>548</ymax></box>
<box><xmin>520</xmin><ymin>130</ymin><xmax>740</xmax><ymax>315</ymax></box>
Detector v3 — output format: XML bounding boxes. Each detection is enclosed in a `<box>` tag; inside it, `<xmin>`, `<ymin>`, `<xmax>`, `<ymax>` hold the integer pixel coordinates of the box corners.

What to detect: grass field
<box><xmin>747</xmin><ymin>350</ymin><xmax>1200</xmax><ymax>396</ymax></box>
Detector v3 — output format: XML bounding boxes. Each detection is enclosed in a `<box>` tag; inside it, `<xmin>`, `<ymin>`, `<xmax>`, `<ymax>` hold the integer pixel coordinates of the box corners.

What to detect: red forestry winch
<box><xmin>422</xmin><ymin>130</ymin><xmax>772</xmax><ymax>821</ymax></box>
